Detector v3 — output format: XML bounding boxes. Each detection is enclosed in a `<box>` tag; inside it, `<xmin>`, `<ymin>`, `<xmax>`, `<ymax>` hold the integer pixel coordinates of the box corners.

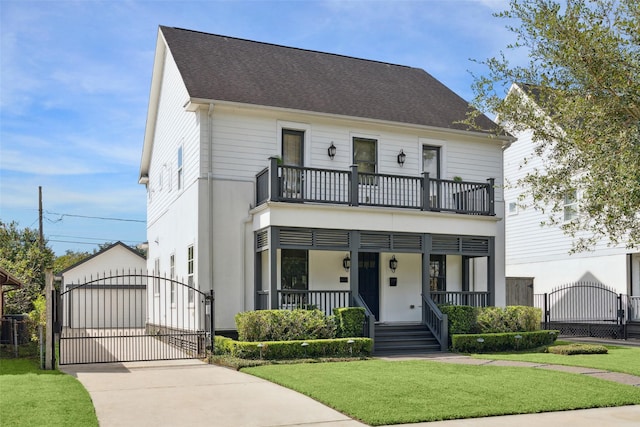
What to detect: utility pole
<box><xmin>38</xmin><ymin>186</ymin><xmax>44</xmax><ymax>249</ymax></box>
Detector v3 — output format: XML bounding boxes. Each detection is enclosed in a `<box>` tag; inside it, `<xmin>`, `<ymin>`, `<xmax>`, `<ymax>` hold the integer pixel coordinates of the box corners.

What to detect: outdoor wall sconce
<box><xmin>397</xmin><ymin>149</ymin><xmax>406</xmax><ymax>166</ymax></box>
<box><xmin>343</xmin><ymin>254</ymin><xmax>351</xmax><ymax>271</ymax></box>
<box><xmin>328</xmin><ymin>142</ymin><xmax>337</xmax><ymax>159</ymax></box>
<box><xmin>389</xmin><ymin>255</ymin><xmax>398</xmax><ymax>272</ymax></box>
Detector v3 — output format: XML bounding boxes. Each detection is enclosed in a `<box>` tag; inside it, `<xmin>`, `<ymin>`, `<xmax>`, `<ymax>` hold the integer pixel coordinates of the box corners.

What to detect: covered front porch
<box><xmin>254</xmin><ymin>226</ymin><xmax>496</xmax><ymax>351</ymax></box>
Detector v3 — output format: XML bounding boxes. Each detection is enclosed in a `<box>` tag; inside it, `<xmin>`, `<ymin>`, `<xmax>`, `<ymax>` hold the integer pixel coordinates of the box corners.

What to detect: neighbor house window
<box><xmin>177</xmin><ymin>146</ymin><xmax>183</xmax><ymax>190</ymax></box>
<box><xmin>170</xmin><ymin>254</ymin><xmax>176</xmax><ymax>305</ymax></box>
<box><xmin>153</xmin><ymin>258</ymin><xmax>160</xmax><ymax>295</ymax></box>
<box><xmin>429</xmin><ymin>255</ymin><xmax>446</xmax><ymax>292</ymax></box>
<box><xmin>281</xmin><ymin>249</ymin><xmax>308</xmax><ymax>290</ymax></box>
<box><xmin>187</xmin><ymin>245</ymin><xmax>194</xmax><ymax>304</ymax></box>
<box><xmin>422</xmin><ymin>145</ymin><xmax>441</xmax><ymax>178</ymax></box>
<box><xmin>353</xmin><ymin>137</ymin><xmax>377</xmax><ymax>185</ymax></box>
<box><xmin>563</xmin><ymin>190</ymin><xmax>578</xmax><ymax>222</ymax></box>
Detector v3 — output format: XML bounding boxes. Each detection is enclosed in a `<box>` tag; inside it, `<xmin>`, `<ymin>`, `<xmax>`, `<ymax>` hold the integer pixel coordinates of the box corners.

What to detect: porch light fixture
<box><xmin>397</xmin><ymin>149</ymin><xmax>406</xmax><ymax>166</ymax></box>
<box><xmin>343</xmin><ymin>254</ymin><xmax>351</xmax><ymax>271</ymax></box>
<box><xmin>389</xmin><ymin>255</ymin><xmax>398</xmax><ymax>272</ymax></box>
<box><xmin>328</xmin><ymin>142</ymin><xmax>337</xmax><ymax>159</ymax></box>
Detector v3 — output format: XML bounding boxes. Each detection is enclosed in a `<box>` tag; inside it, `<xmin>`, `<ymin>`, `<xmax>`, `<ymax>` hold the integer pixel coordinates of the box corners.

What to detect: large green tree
<box><xmin>469</xmin><ymin>0</ymin><xmax>639</xmax><ymax>250</ymax></box>
<box><xmin>0</xmin><ymin>221</ymin><xmax>55</xmax><ymax>313</ymax></box>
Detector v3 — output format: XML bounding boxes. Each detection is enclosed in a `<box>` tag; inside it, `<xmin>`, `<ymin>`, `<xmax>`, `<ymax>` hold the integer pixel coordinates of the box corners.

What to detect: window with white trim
<box><xmin>187</xmin><ymin>245</ymin><xmax>194</xmax><ymax>304</ymax></box>
<box><xmin>170</xmin><ymin>254</ymin><xmax>176</xmax><ymax>305</ymax></box>
<box><xmin>153</xmin><ymin>258</ymin><xmax>160</xmax><ymax>295</ymax></box>
<box><xmin>508</xmin><ymin>202</ymin><xmax>519</xmax><ymax>215</ymax></box>
<box><xmin>177</xmin><ymin>146</ymin><xmax>183</xmax><ymax>190</ymax></box>
<box><xmin>563</xmin><ymin>190</ymin><xmax>578</xmax><ymax>222</ymax></box>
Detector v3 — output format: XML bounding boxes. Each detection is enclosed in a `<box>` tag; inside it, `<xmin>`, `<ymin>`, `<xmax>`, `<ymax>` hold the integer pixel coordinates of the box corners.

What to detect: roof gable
<box><xmin>60</xmin><ymin>241</ymin><xmax>146</xmax><ymax>275</ymax></box>
<box><xmin>160</xmin><ymin>26</ymin><xmax>498</xmax><ymax>132</ymax></box>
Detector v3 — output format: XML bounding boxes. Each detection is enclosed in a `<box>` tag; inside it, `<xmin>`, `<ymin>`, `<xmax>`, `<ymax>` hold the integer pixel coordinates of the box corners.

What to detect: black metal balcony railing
<box><xmin>256</xmin><ymin>158</ymin><xmax>495</xmax><ymax>216</ymax></box>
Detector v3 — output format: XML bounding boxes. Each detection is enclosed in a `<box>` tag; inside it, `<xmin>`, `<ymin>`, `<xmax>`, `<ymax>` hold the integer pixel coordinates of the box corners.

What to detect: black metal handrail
<box><xmin>255</xmin><ymin>157</ymin><xmax>495</xmax><ymax>216</ymax></box>
<box><xmin>422</xmin><ymin>294</ymin><xmax>448</xmax><ymax>351</ymax></box>
<box><xmin>353</xmin><ymin>293</ymin><xmax>376</xmax><ymax>339</ymax></box>
<box><xmin>430</xmin><ymin>291</ymin><xmax>489</xmax><ymax>307</ymax></box>
<box><xmin>277</xmin><ymin>289</ymin><xmax>351</xmax><ymax>317</ymax></box>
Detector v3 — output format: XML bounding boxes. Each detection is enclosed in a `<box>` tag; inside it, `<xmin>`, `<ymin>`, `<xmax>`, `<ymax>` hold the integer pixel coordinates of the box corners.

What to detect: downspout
<box><xmin>208</xmin><ymin>103</ymin><xmax>215</xmax><ymax>303</ymax></box>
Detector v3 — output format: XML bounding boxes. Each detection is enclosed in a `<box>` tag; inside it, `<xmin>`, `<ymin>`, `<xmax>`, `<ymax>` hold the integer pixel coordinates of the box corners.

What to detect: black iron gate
<box><xmin>535</xmin><ymin>281</ymin><xmax>626</xmax><ymax>338</ymax></box>
<box><xmin>54</xmin><ymin>272</ymin><xmax>214</xmax><ymax>365</ymax></box>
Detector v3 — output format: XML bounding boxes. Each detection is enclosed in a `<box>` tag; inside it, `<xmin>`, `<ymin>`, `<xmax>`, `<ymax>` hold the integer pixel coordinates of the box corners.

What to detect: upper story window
<box><xmin>353</xmin><ymin>137</ymin><xmax>377</xmax><ymax>174</ymax></box>
<box><xmin>282</xmin><ymin>129</ymin><xmax>304</xmax><ymax>167</ymax></box>
<box><xmin>508</xmin><ymin>202</ymin><xmax>519</xmax><ymax>215</ymax></box>
<box><xmin>177</xmin><ymin>146</ymin><xmax>183</xmax><ymax>190</ymax></box>
<box><xmin>169</xmin><ymin>254</ymin><xmax>176</xmax><ymax>305</ymax></box>
<box><xmin>563</xmin><ymin>190</ymin><xmax>578</xmax><ymax>222</ymax></box>
<box><xmin>422</xmin><ymin>145</ymin><xmax>441</xmax><ymax>179</ymax></box>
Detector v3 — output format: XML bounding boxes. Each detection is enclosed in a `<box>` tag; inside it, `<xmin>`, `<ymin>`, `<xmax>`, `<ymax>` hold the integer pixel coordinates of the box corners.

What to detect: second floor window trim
<box><xmin>177</xmin><ymin>146</ymin><xmax>183</xmax><ymax>190</ymax></box>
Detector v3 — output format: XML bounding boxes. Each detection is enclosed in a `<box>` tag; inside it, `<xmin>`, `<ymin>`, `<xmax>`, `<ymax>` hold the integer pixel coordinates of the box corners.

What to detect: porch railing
<box><xmin>256</xmin><ymin>157</ymin><xmax>495</xmax><ymax>216</ymax></box>
<box><xmin>422</xmin><ymin>294</ymin><xmax>448</xmax><ymax>351</ymax></box>
<box><xmin>277</xmin><ymin>290</ymin><xmax>351</xmax><ymax>317</ymax></box>
<box><xmin>430</xmin><ymin>291</ymin><xmax>490</xmax><ymax>307</ymax></box>
<box><xmin>353</xmin><ymin>293</ymin><xmax>376</xmax><ymax>339</ymax></box>
<box><xmin>629</xmin><ymin>296</ymin><xmax>640</xmax><ymax>321</ymax></box>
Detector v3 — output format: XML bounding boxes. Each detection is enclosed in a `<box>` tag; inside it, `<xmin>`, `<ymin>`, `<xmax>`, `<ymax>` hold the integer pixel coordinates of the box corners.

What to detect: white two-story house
<box><xmin>139</xmin><ymin>26</ymin><xmax>510</xmax><ymax>349</ymax></box>
<box><xmin>504</xmin><ymin>84</ymin><xmax>640</xmax><ymax>331</ymax></box>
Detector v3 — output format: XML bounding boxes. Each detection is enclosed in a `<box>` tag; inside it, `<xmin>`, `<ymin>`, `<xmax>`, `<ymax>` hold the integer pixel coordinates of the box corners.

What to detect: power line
<box><xmin>49</xmin><ymin>234</ymin><xmax>142</xmax><ymax>244</ymax></box>
<box><xmin>49</xmin><ymin>239</ymin><xmax>144</xmax><ymax>246</ymax></box>
<box><xmin>45</xmin><ymin>211</ymin><xmax>145</xmax><ymax>223</ymax></box>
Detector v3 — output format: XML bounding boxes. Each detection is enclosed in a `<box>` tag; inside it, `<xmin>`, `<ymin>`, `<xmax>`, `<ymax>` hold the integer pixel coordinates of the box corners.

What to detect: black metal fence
<box><xmin>535</xmin><ymin>281</ymin><xmax>628</xmax><ymax>338</ymax></box>
<box><xmin>55</xmin><ymin>271</ymin><xmax>214</xmax><ymax>365</ymax></box>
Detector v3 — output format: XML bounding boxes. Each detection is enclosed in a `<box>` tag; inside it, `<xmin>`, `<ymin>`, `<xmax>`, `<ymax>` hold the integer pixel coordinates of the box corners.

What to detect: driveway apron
<box><xmin>61</xmin><ymin>359</ymin><xmax>364</xmax><ymax>427</ymax></box>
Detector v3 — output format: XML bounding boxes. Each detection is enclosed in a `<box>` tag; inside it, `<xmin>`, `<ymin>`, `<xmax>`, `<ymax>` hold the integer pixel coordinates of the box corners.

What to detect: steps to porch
<box><xmin>373</xmin><ymin>323</ymin><xmax>441</xmax><ymax>356</ymax></box>
<box><xmin>627</xmin><ymin>321</ymin><xmax>640</xmax><ymax>339</ymax></box>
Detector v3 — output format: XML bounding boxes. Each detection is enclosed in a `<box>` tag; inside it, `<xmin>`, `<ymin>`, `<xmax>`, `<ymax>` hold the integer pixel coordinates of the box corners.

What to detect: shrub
<box><xmin>451</xmin><ymin>330</ymin><xmax>559</xmax><ymax>353</ymax></box>
<box><xmin>548</xmin><ymin>344</ymin><xmax>608</xmax><ymax>355</ymax></box>
<box><xmin>214</xmin><ymin>337</ymin><xmax>372</xmax><ymax>359</ymax></box>
<box><xmin>333</xmin><ymin>307</ymin><xmax>365</xmax><ymax>338</ymax></box>
<box><xmin>476</xmin><ymin>306</ymin><xmax>541</xmax><ymax>333</ymax></box>
<box><xmin>235</xmin><ymin>309</ymin><xmax>336</xmax><ymax>342</ymax></box>
<box><xmin>439</xmin><ymin>305</ymin><xmax>480</xmax><ymax>334</ymax></box>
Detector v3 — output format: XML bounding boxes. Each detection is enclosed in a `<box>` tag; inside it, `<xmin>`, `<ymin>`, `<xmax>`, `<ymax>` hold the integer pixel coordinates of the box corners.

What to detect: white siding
<box><xmin>504</xmin><ymin>128</ymin><xmax>639</xmax><ymax>294</ymax></box>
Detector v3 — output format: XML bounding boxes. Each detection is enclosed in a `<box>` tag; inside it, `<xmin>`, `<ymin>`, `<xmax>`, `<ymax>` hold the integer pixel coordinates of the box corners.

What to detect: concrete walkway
<box><xmin>61</xmin><ymin>351</ymin><xmax>640</xmax><ymax>427</ymax></box>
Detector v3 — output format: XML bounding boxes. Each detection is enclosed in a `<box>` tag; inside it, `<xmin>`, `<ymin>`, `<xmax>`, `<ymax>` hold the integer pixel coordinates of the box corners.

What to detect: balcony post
<box><xmin>487</xmin><ymin>178</ymin><xmax>495</xmax><ymax>216</ymax></box>
<box><xmin>350</xmin><ymin>165</ymin><xmax>359</xmax><ymax>206</ymax></box>
<box><xmin>421</xmin><ymin>172</ymin><xmax>430</xmax><ymax>211</ymax></box>
<box><xmin>269</xmin><ymin>157</ymin><xmax>280</xmax><ymax>202</ymax></box>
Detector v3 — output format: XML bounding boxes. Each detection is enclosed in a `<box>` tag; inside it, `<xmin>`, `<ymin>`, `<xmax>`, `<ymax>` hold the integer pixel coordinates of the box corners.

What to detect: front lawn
<box><xmin>472</xmin><ymin>341</ymin><xmax>640</xmax><ymax>376</ymax></box>
<box><xmin>244</xmin><ymin>359</ymin><xmax>640</xmax><ymax>425</ymax></box>
<box><xmin>0</xmin><ymin>357</ymin><xmax>98</xmax><ymax>427</ymax></box>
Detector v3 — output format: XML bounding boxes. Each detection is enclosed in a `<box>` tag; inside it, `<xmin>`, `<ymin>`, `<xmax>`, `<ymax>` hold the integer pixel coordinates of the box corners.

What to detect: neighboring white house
<box><xmin>60</xmin><ymin>241</ymin><xmax>147</xmax><ymax>328</ymax></box>
<box><xmin>139</xmin><ymin>26</ymin><xmax>511</xmax><ymax>334</ymax></box>
<box><xmin>504</xmin><ymin>84</ymin><xmax>640</xmax><ymax>297</ymax></box>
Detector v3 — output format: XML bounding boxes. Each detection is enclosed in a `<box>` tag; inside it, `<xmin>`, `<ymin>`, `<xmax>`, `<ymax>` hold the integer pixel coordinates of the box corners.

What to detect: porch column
<box><xmin>269</xmin><ymin>227</ymin><xmax>280</xmax><ymax>309</ymax></box>
<box><xmin>422</xmin><ymin>234</ymin><xmax>432</xmax><ymax>298</ymax></box>
<box><xmin>254</xmin><ymin>232</ymin><xmax>262</xmax><ymax>309</ymax></box>
<box><xmin>488</xmin><ymin>237</ymin><xmax>495</xmax><ymax>306</ymax></box>
<box><xmin>349</xmin><ymin>230</ymin><xmax>360</xmax><ymax>303</ymax></box>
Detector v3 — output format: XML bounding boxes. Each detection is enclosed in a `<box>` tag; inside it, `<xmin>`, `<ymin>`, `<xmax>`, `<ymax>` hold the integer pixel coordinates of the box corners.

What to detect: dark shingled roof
<box><xmin>161</xmin><ymin>26</ymin><xmax>497</xmax><ymax>132</ymax></box>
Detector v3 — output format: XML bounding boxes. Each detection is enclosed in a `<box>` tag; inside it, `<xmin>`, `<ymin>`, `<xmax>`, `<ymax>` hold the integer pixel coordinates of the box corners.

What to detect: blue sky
<box><xmin>1</xmin><ymin>0</ymin><xmax>517</xmax><ymax>255</ymax></box>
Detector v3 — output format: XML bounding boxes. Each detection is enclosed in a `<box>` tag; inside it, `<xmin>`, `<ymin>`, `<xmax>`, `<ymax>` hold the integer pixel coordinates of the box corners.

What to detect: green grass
<box><xmin>472</xmin><ymin>341</ymin><xmax>640</xmax><ymax>376</ymax></box>
<box><xmin>244</xmin><ymin>359</ymin><xmax>640</xmax><ymax>425</ymax></box>
<box><xmin>0</xmin><ymin>357</ymin><xmax>98</xmax><ymax>427</ymax></box>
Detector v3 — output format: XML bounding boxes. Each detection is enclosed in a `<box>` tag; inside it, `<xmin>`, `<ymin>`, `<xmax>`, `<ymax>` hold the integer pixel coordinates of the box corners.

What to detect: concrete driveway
<box><xmin>61</xmin><ymin>359</ymin><xmax>364</xmax><ymax>427</ymax></box>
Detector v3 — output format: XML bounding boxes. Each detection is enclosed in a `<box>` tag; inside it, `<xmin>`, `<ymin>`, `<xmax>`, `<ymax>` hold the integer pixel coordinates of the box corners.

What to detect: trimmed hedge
<box><xmin>235</xmin><ymin>309</ymin><xmax>336</xmax><ymax>342</ymax></box>
<box><xmin>440</xmin><ymin>305</ymin><xmax>542</xmax><ymax>335</ymax></box>
<box><xmin>439</xmin><ymin>305</ymin><xmax>480</xmax><ymax>334</ymax></box>
<box><xmin>476</xmin><ymin>306</ymin><xmax>541</xmax><ymax>333</ymax></box>
<box><xmin>214</xmin><ymin>335</ymin><xmax>372</xmax><ymax>359</ymax></box>
<box><xmin>548</xmin><ymin>344</ymin><xmax>608</xmax><ymax>355</ymax></box>
<box><xmin>451</xmin><ymin>330</ymin><xmax>559</xmax><ymax>353</ymax></box>
<box><xmin>333</xmin><ymin>307</ymin><xmax>365</xmax><ymax>338</ymax></box>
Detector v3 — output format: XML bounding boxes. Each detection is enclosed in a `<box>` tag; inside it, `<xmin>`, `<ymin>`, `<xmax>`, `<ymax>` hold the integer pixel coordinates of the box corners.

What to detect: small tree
<box><xmin>469</xmin><ymin>0</ymin><xmax>640</xmax><ymax>250</ymax></box>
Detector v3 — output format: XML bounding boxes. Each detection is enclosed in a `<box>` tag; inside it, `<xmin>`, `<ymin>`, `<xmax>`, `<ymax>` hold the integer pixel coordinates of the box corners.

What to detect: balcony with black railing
<box><xmin>256</xmin><ymin>157</ymin><xmax>495</xmax><ymax>216</ymax></box>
